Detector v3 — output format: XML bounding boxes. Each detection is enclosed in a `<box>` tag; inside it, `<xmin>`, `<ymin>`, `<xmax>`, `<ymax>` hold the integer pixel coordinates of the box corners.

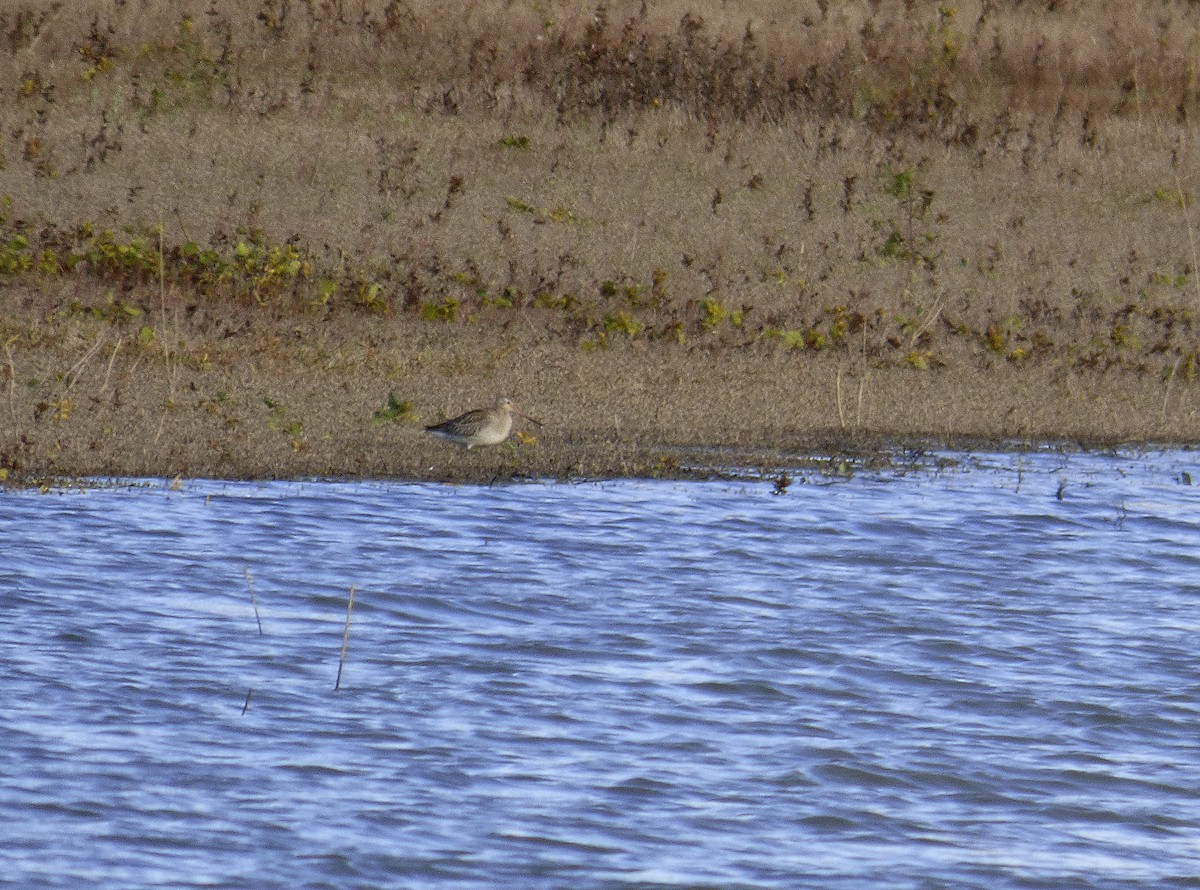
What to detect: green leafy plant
<box><xmin>603</xmin><ymin>311</ymin><xmax>642</xmax><ymax>337</ymax></box>
<box><xmin>420</xmin><ymin>296</ymin><xmax>458</xmax><ymax>322</ymax></box>
<box><xmin>701</xmin><ymin>298</ymin><xmax>727</xmax><ymax>332</ymax></box>
<box><xmin>372</xmin><ymin>392</ymin><xmax>417</xmax><ymax>425</ymax></box>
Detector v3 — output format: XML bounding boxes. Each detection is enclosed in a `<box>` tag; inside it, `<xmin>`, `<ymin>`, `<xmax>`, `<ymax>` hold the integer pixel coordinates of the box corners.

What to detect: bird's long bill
<box><xmin>515</xmin><ymin>407</ymin><xmax>542</xmax><ymax>427</ymax></box>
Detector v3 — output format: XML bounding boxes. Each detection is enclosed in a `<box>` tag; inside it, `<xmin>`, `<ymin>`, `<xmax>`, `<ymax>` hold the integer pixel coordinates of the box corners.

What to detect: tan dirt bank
<box><xmin>3</xmin><ymin>2</ymin><xmax>1200</xmax><ymax>482</ymax></box>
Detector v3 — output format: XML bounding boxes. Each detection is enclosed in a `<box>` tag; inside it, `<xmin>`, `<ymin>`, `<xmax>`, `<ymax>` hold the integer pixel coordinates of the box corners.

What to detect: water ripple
<box><xmin>2</xmin><ymin>451</ymin><xmax>1200</xmax><ymax>888</ymax></box>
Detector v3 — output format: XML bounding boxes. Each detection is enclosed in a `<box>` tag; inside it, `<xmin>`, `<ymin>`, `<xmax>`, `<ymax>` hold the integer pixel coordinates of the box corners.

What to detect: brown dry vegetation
<box><xmin>3</xmin><ymin>0</ymin><xmax>1200</xmax><ymax>482</ymax></box>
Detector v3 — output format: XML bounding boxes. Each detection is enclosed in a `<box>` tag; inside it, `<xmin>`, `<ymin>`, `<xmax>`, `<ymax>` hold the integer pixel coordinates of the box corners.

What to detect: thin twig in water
<box><xmin>241</xmin><ymin>688</ymin><xmax>253</xmax><ymax>715</ymax></box>
<box><xmin>243</xmin><ymin>568</ymin><xmax>264</xmax><ymax>636</ymax></box>
<box><xmin>335</xmin><ymin>584</ymin><xmax>356</xmax><ymax>691</ymax></box>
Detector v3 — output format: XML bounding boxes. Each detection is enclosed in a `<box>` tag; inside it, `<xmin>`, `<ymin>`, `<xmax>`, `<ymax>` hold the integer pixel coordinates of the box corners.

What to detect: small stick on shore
<box><xmin>835</xmin><ymin>368</ymin><xmax>846</xmax><ymax>431</ymax></box>
<box><xmin>335</xmin><ymin>584</ymin><xmax>356</xmax><ymax>691</ymax></box>
<box><xmin>1162</xmin><ymin>355</ymin><xmax>1183</xmax><ymax>423</ymax></box>
<box><xmin>243</xmin><ymin>567</ymin><xmax>263</xmax><ymax>636</ymax></box>
<box><xmin>4</xmin><ymin>341</ymin><xmax>15</xmax><ymax>425</ymax></box>
<box><xmin>63</xmin><ymin>332</ymin><xmax>107</xmax><ymax>393</ymax></box>
<box><xmin>97</xmin><ymin>336</ymin><xmax>122</xmax><ymax>398</ymax></box>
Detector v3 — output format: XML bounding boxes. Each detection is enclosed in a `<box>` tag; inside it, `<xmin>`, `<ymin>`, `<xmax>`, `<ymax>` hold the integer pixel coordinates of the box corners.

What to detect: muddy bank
<box><xmin>2</xmin><ymin>290</ymin><xmax>1196</xmax><ymax>485</ymax></box>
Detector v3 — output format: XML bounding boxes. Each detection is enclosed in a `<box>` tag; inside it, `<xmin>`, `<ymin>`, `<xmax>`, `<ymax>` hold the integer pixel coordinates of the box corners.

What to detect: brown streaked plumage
<box><xmin>424</xmin><ymin>397</ymin><xmax>541</xmax><ymax>449</ymax></box>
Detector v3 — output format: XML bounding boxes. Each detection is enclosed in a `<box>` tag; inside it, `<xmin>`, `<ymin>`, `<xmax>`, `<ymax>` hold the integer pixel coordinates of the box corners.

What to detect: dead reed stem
<box><xmin>835</xmin><ymin>368</ymin><xmax>846</xmax><ymax>431</ymax></box>
<box><xmin>153</xmin><ymin>219</ymin><xmax>178</xmax><ymax>447</ymax></box>
<box><xmin>98</xmin><ymin>337</ymin><xmax>122</xmax><ymax>398</ymax></box>
<box><xmin>909</xmin><ymin>296</ymin><xmax>944</xmax><ymax>348</ymax></box>
<box><xmin>243</xmin><ymin>567</ymin><xmax>264</xmax><ymax>635</ymax></box>
<box><xmin>63</xmin><ymin>333</ymin><xmax>107</xmax><ymax>393</ymax></box>
<box><xmin>4</xmin><ymin>342</ymin><xmax>15</xmax><ymax>425</ymax></box>
<box><xmin>335</xmin><ymin>583</ymin><xmax>356</xmax><ymax>691</ymax></box>
<box><xmin>856</xmin><ymin>375</ymin><xmax>868</xmax><ymax>432</ymax></box>
<box><xmin>1175</xmin><ymin>168</ymin><xmax>1200</xmax><ymax>314</ymax></box>
<box><xmin>1162</xmin><ymin>355</ymin><xmax>1183</xmax><ymax>423</ymax></box>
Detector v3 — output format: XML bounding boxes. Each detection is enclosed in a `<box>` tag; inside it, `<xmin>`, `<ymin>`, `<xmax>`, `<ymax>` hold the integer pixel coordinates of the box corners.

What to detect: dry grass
<box><xmin>3</xmin><ymin>0</ymin><xmax>1200</xmax><ymax>481</ymax></box>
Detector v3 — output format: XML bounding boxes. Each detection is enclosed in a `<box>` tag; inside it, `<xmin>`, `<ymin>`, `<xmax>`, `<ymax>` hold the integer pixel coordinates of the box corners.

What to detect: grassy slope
<box><xmin>3</xmin><ymin>0</ymin><xmax>1200</xmax><ymax>481</ymax></box>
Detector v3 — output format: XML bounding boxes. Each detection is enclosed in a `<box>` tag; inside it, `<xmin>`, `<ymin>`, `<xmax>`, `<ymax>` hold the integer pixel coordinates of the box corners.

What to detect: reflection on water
<box><xmin>2</xmin><ymin>450</ymin><xmax>1199</xmax><ymax>889</ymax></box>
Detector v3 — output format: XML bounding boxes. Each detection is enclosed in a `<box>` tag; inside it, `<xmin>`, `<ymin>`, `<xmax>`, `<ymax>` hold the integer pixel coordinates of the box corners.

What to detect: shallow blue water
<box><xmin>2</xmin><ymin>450</ymin><xmax>1199</xmax><ymax>889</ymax></box>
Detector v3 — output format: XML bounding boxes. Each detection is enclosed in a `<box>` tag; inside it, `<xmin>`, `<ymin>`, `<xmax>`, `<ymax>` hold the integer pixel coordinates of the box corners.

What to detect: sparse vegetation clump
<box><xmin>3</xmin><ymin>0</ymin><xmax>1200</xmax><ymax>481</ymax></box>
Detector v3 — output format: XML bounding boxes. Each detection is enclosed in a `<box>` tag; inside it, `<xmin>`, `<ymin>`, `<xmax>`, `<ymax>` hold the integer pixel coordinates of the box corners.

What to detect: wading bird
<box><xmin>424</xmin><ymin>396</ymin><xmax>541</xmax><ymax>449</ymax></box>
